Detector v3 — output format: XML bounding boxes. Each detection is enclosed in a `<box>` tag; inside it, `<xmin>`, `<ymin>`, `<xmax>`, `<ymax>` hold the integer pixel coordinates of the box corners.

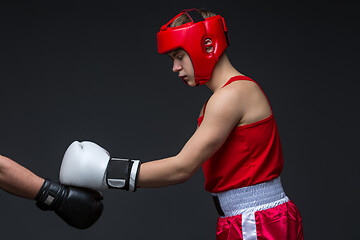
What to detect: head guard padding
<box><xmin>157</xmin><ymin>9</ymin><xmax>229</xmax><ymax>86</ymax></box>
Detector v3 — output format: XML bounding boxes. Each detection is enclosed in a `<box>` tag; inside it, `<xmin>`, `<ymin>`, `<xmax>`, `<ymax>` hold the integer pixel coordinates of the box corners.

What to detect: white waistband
<box><xmin>212</xmin><ymin>177</ymin><xmax>289</xmax><ymax>217</ymax></box>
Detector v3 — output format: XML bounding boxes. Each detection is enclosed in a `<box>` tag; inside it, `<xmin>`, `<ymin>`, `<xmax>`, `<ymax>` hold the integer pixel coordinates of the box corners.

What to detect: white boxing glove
<box><xmin>59</xmin><ymin>141</ymin><xmax>141</xmax><ymax>192</ymax></box>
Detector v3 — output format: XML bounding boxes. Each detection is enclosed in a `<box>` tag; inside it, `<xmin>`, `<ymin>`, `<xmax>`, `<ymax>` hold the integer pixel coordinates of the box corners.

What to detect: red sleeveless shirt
<box><xmin>198</xmin><ymin>76</ymin><xmax>283</xmax><ymax>193</ymax></box>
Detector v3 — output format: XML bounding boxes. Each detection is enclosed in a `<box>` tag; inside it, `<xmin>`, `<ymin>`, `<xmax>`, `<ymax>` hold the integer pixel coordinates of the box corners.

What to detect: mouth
<box><xmin>179</xmin><ymin>75</ymin><xmax>189</xmax><ymax>85</ymax></box>
<box><xmin>180</xmin><ymin>75</ymin><xmax>188</xmax><ymax>81</ymax></box>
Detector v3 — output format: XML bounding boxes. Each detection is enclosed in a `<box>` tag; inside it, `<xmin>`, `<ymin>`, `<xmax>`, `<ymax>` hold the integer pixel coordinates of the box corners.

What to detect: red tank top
<box><xmin>198</xmin><ymin>76</ymin><xmax>284</xmax><ymax>193</ymax></box>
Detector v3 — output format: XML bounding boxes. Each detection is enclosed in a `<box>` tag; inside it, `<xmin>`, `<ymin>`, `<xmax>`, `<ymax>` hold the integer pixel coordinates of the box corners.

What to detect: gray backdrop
<box><xmin>1</xmin><ymin>1</ymin><xmax>359</xmax><ymax>239</ymax></box>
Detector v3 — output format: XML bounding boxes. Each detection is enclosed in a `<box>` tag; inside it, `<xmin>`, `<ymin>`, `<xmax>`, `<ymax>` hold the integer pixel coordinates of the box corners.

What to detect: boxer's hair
<box><xmin>170</xmin><ymin>9</ymin><xmax>216</xmax><ymax>28</ymax></box>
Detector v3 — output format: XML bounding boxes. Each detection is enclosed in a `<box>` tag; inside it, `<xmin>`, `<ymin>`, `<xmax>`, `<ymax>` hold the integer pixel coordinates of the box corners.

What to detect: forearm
<box><xmin>0</xmin><ymin>155</ymin><xmax>44</xmax><ymax>199</ymax></box>
<box><xmin>136</xmin><ymin>132</ymin><xmax>221</xmax><ymax>189</ymax></box>
<box><xmin>58</xmin><ymin>130</ymin><xmax>220</xmax><ymax>190</ymax></box>
<box><xmin>137</xmin><ymin>155</ymin><xmax>194</xmax><ymax>188</ymax></box>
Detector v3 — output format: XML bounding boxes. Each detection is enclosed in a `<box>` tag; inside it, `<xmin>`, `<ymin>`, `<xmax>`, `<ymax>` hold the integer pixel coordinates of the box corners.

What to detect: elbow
<box><xmin>175</xmin><ymin>170</ymin><xmax>193</xmax><ymax>184</ymax></box>
<box><xmin>171</xmin><ymin>154</ymin><xmax>201</xmax><ymax>184</ymax></box>
<box><xmin>173</xmin><ymin>161</ymin><xmax>198</xmax><ymax>184</ymax></box>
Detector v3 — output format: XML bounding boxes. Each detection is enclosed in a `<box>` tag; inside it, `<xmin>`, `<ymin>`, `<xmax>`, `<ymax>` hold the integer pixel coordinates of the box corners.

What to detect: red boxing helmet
<box><xmin>157</xmin><ymin>9</ymin><xmax>229</xmax><ymax>86</ymax></box>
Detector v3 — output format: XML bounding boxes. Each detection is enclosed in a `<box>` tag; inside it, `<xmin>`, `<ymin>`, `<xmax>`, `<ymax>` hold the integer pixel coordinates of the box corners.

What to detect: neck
<box><xmin>205</xmin><ymin>53</ymin><xmax>243</xmax><ymax>92</ymax></box>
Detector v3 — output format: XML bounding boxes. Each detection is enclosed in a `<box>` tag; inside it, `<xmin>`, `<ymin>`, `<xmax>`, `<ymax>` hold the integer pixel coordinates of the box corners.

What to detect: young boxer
<box><xmin>60</xmin><ymin>8</ymin><xmax>303</xmax><ymax>239</ymax></box>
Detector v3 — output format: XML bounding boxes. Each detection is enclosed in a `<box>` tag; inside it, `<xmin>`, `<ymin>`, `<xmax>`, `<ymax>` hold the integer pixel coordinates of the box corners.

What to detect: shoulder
<box><xmin>200</xmin><ymin>84</ymin><xmax>246</xmax><ymax>128</ymax></box>
<box><xmin>207</xmin><ymin>80</ymin><xmax>259</xmax><ymax>112</ymax></box>
<box><xmin>222</xmin><ymin>79</ymin><xmax>263</xmax><ymax>98</ymax></box>
<box><xmin>218</xmin><ymin>80</ymin><xmax>272</xmax><ymax>125</ymax></box>
<box><xmin>202</xmin><ymin>79</ymin><xmax>271</xmax><ymax>126</ymax></box>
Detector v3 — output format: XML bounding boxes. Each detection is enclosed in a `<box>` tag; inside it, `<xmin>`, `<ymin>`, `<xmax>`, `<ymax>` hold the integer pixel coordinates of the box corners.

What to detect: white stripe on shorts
<box><xmin>242</xmin><ymin>212</ymin><xmax>257</xmax><ymax>240</ymax></box>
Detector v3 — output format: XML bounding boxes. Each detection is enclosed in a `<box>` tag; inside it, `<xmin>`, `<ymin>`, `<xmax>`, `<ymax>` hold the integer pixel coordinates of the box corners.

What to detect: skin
<box><xmin>0</xmin><ymin>155</ymin><xmax>44</xmax><ymax>199</ymax></box>
<box><xmin>137</xmin><ymin>49</ymin><xmax>272</xmax><ymax>188</ymax></box>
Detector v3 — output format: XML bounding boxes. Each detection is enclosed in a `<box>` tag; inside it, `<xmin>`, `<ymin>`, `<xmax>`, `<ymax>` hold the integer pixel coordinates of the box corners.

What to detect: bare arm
<box><xmin>0</xmin><ymin>155</ymin><xmax>44</xmax><ymax>199</ymax></box>
<box><xmin>137</xmin><ymin>86</ymin><xmax>244</xmax><ymax>188</ymax></box>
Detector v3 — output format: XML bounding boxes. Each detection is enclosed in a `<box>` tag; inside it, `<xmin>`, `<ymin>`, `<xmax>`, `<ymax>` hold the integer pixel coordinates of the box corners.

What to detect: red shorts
<box><xmin>216</xmin><ymin>200</ymin><xmax>303</xmax><ymax>240</ymax></box>
<box><xmin>213</xmin><ymin>178</ymin><xmax>303</xmax><ymax>240</ymax></box>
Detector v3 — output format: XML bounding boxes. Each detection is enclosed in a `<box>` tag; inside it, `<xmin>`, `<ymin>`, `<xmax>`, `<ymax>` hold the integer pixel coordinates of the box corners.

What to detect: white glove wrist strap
<box><xmin>106</xmin><ymin>158</ymin><xmax>141</xmax><ymax>192</ymax></box>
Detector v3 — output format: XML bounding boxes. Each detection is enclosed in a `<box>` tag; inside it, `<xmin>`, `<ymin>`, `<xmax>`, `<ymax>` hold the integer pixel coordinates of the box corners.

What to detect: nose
<box><xmin>172</xmin><ymin>60</ymin><xmax>182</xmax><ymax>72</ymax></box>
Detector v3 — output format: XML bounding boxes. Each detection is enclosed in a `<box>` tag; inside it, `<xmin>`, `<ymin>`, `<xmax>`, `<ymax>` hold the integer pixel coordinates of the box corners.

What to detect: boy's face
<box><xmin>168</xmin><ymin>49</ymin><xmax>196</xmax><ymax>87</ymax></box>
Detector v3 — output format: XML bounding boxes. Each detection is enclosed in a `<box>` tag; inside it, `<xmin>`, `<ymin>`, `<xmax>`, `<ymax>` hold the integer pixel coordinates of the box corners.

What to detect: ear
<box><xmin>204</xmin><ymin>38</ymin><xmax>214</xmax><ymax>53</ymax></box>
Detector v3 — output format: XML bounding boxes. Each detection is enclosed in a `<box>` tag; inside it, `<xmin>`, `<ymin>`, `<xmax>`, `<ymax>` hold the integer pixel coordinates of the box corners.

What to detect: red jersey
<box><xmin>198</xmin><ymin>76</ymin><xmax>284</xmax><ymax>193</ymax></box>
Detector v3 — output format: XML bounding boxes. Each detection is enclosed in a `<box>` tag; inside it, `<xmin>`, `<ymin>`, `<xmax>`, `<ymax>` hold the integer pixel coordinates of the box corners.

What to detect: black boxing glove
<box><xmin>35</xmin><ymin>178</ymin><xmax>103</xmax><ymax>229</ymax></box>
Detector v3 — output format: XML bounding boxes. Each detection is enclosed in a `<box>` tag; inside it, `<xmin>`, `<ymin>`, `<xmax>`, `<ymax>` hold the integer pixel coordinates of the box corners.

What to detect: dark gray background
<box><xmin>1</xmin><ymin>1</ymin><xmax>359</xmax><ymax>239</ymax></box>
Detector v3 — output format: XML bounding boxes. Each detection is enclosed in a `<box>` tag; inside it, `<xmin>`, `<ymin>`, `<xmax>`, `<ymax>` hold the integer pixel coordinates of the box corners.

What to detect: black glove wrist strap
<box><xmin>35</xmin><ymin>179</ymin><xmax>65</xmax><ymax>211</ymax></box>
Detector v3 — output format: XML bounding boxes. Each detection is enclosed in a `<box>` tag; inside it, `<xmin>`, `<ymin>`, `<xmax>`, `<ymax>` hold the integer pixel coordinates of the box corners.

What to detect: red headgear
<box><xmin>157</xmin><ymin>9</ymin><xmax>229</xmax><ymax>86</ymax></box>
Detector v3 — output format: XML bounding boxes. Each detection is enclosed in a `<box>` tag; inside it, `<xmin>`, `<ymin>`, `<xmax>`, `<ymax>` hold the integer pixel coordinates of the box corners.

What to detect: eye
<box><xmin>176</xmin><ymin>55</ymin><xmax>184</xmax><ymax>60</ymax></box>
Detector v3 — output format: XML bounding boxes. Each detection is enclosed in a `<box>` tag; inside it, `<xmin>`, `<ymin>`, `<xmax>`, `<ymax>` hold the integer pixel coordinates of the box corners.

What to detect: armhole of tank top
<box><xmin>222</xmin><ymin>76</ymin><xmax>273</xmax><ymax>113</ymax></box>
<box><xmin>250</xmin><ymin>80</ymin><xmax>273</xmax><ymax>114</ymax></box>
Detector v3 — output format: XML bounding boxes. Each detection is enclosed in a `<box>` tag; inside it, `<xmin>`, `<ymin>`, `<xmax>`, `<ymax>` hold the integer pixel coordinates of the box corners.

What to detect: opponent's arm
<box><xmin>0</xmin><ymin>155</ymin><xmax>103</xmax><ymax>229</ymax></box>
<box><xmin>0</xmin><ymin>155</ymin><xmax>44</xmax><ymax>199</ymax></box>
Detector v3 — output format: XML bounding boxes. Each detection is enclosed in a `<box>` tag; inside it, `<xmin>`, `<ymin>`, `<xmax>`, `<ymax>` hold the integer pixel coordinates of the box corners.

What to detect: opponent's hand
<box><xmin>59</xmin><ymin>141</ymin><xmax>141</xmax><ymax>192</ymax></box>
<box><xmin>35</xmin><ymin>179</ymin><xmax>103</xmax><ymax>229</ymax></box>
